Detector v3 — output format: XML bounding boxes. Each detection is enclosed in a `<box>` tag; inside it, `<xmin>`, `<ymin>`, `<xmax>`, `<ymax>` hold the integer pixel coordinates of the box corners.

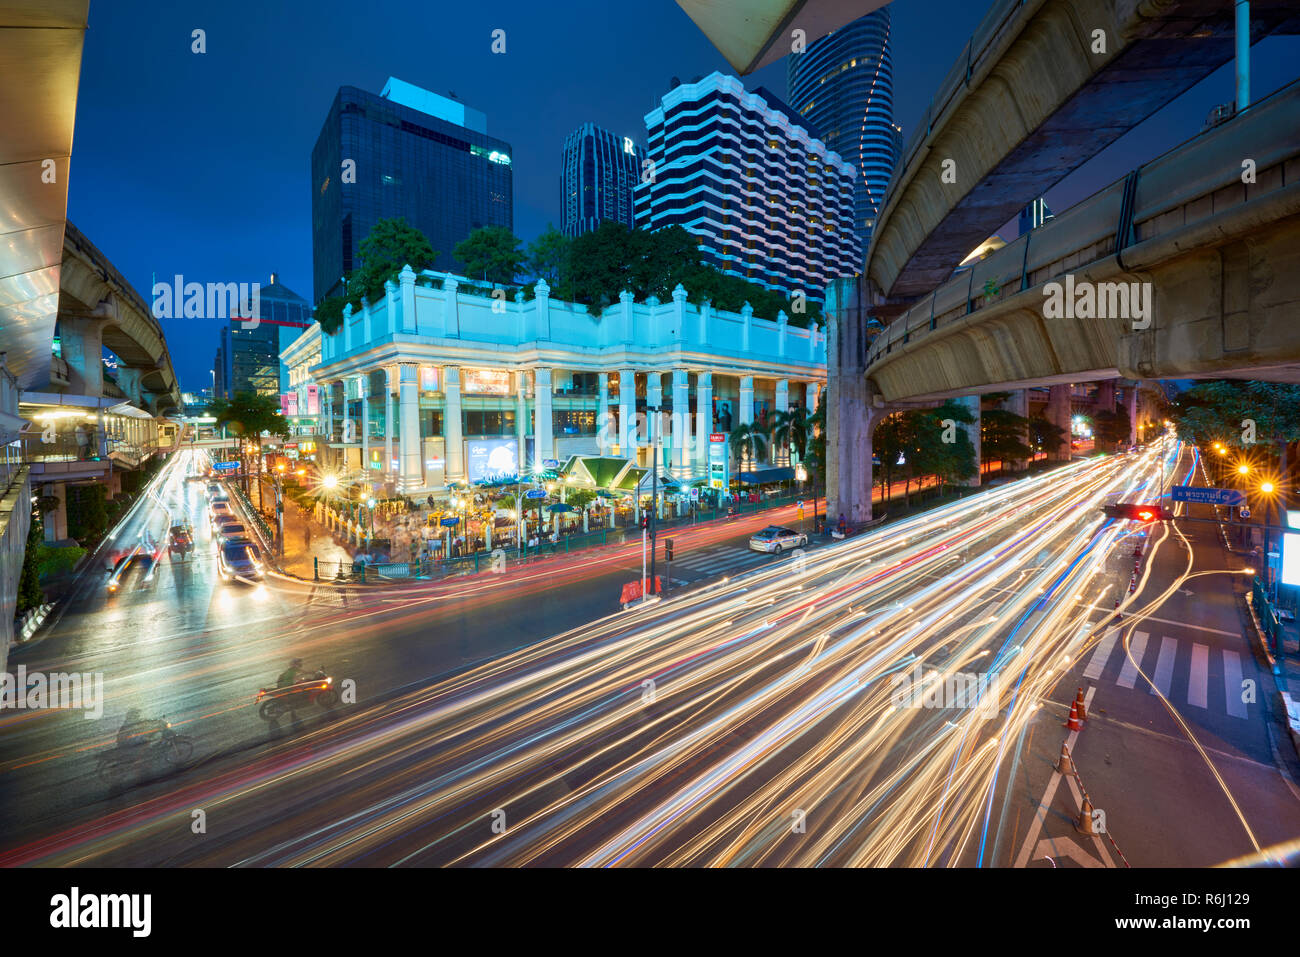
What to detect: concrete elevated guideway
<box><xmin>865</xmin><ymin>0</ymin><xmax>1300</xmax><ymax>310</ymax></box>
<box><xmin>861</xmin><ymin>77</ymin><xmax>1300</xmax><ymax>403</ymax></box>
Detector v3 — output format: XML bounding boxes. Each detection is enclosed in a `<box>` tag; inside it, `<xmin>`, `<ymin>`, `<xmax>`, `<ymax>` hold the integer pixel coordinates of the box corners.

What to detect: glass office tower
<box><xmin>561</xmin><ymin>122</ymin><xmax>645</xmax><ymax>238</ymax></box>
<box><xmin>311</xmin><ymin>78</ymin><xmax>514</xmax><ymax>304</ymax></box>
<box><xmin>788</xmin><ymin>8</ymin><xmax>897</xmax><ymax>252</ymax></box>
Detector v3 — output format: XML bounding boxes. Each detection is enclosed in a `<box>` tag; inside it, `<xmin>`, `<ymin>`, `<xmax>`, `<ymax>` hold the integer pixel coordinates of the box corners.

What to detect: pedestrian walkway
<box><xmin>276</xmin><ymin>501</ymin><xmax>355</xmax><ymax>578</ymax></box>
<box><xmin>1082</xmin><ymin>627</ymin><xmax>1251</xmax><ymax>719</ymax></box>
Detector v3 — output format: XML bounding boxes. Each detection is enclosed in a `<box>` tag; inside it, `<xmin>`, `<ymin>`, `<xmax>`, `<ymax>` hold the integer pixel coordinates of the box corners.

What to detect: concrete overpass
<box><xmin>862</xmin><ymin>77</ymin><xmax>1300</xmax><ymax>403</ymax></box>
<box><xmin>866</xmin><ymin>0</ymin><xmax>1300</xmax><ymax>311</ymax></box>
<box><xmin>56</xmin><ymin>221</ymin><xmax>183</xmax><ymax>415</ymax></box>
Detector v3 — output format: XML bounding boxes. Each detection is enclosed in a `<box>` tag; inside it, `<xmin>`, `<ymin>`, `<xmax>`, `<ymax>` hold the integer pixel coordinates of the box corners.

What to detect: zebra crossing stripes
<box><xmin>1115</xmin><ymin>631</ymin><xmax>1149</xmax><ymax>689</ymax></box>
<box><xmin>672</xmin><ymin>548</ymin><xmax>771</xmax><ymax>574</ymax></box>
<box><xmin>1187</xmin><ymin>643</ymin><xmax>1210</xmax><ymax>709</ymax></box>
<box><xmin>1149</xmin><ymin>636</ymin><xmax>1178</xmax><ymax>697</ymax></box>
<box><xmin>1082</xmin><ymin>631</ymin><xmax>1251</xmax><ymax>719</ymax></box>
<box><xmin>1222</xmin><ymin>650</ymin><xmax>1247</xmax><ymax>718</ymax></box>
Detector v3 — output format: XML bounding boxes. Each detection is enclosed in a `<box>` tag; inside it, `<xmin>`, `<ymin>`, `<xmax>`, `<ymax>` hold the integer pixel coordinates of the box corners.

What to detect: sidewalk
<box><xmin>273</xmin><ymin>498</ymin><xmax>356</xmax><ymax>579</ymax></box>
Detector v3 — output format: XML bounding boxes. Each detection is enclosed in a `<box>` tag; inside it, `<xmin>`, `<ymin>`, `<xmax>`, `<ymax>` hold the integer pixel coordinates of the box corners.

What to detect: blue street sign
<box><xmin>524</xmin><ymin>489</ymin><xmax>547</xmax><ymax>499</ymax></box>
<box><xmin>542</xmin><ymin>458</ymin><xmax>559</xmax><ymax>468</ymax></box>
<box><xmin>440</xmin><ymin>517</ymin><xmax>460</xmax><ymax>527</ymax></box>
<box><xmin>213</xmin><ymin>461</ymin><xmax>239</xmax><ymax>470</ymax></box>
<box><xmin>1169</xmin><ymin>485</ymin><xmax>1245</xmax><ymax>506</ymax></box>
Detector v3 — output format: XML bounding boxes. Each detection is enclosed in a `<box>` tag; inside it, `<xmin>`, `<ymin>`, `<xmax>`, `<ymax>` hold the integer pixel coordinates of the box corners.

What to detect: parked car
<box><xmin>215</xmin><ymin>521</ymin><xmax>251</xmax><ymax>546</ymax></box>
<box><xmin>748</xmin><ymin>525</ymin><xmax>808</xmax><ymax>554</ymax></box>
<box><xmin>218</xmin><ymin>541</ymin><xmax>265</xmax><ymax>582</ymax></box>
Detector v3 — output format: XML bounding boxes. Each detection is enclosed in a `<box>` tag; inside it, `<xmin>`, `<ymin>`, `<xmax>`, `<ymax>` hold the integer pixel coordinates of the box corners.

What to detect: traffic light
<box><xmin>1101</xmin><ymin>503</ymin><xmax>1171</xmax><ymax>523</ymax></box>
<box><xmin>640</xmin><ymin>515</ymin><xmax>649</xmax><ymax>531</ymax></box>
<box><xmin>664</xmin><ymin>538</ymin><xmax>674</xmax><ymax>562</ymax></box>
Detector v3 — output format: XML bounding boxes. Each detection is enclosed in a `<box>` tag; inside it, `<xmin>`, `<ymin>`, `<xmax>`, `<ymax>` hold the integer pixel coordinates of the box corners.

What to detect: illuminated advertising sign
<box><xmin>708</xmin><ymin>434</ymin><xmax>729</xmax><ymax>490</ymax></box>
<box><xmin>466</xmin><ymin>438</ymin><xmax>518</xmax><ymax>482</ymax></box>
<box><xmin>463</xmin><ymin>369</ymin><xmax>512</xmax><ymax>395</ymax></box>
<box><xmin>305</xmin><ymin>385</ymin><xmax>320</xmax><ymax>416</ymax></box>
<box><xmin>1283</xmin><ymin>510</ymin><xmax>1300</xmax><ymax>588</ymax></box>
<box><xmin>279</xmin><ymin>392</ymin><xmax>298</xmax><ymax>416</ymax></box>
<box><xmin>419</xmin><ymin>367</ymin><xmax>439</xmax><ymax>393</ymax></box>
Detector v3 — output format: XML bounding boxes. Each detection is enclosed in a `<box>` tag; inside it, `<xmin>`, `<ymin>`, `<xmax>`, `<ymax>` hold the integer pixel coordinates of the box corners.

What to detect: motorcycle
<box><xmin>96</xmin><ymin>721</ymin><xmax>194</xmax><ymax>783</ymax></box>
<box><xmin>256</xmin><ymin>669</ymin><xmax>339</xmax><ymax>720</ymax></box>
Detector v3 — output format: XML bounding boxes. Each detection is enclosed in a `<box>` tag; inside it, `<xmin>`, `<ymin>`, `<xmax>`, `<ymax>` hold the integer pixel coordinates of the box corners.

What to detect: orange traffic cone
<box><xmin>1075</xmin><ymin>797</ymin><xmax>1097</xmax><ymax>834</ymax></box>
<box><xmin>1065</xmin><ymin>699</ymin><xmax>1083</xmax><ymax>731</ymax></box>
<box><xmin>1074</xmin><ymin>687</ymin><xmax>1088</xmax><ymax>722</ymax></box>
<box><xmin>1055</xmin><ymin>742</ymin><xmax>1074</xmax><ymax>775</ymax></box>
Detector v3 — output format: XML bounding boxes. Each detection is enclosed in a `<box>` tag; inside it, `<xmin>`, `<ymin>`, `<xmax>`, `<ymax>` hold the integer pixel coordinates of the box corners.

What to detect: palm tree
<box><xmin>769</xmin><ymin>407</ymin><xmax>809</xmax><ymax>467</ymax></box>
<box><xmin>728</xmin><ymin>423</ymin><xmax>768</xmax><ymax>473</ymax></box>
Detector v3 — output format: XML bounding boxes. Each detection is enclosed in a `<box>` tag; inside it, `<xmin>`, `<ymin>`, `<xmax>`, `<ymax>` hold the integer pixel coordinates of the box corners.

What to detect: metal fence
<box><xmin>308</xmin><ymin>491</ymin><xmax>814</xmax><ymax>583</ymax></box>
<box><xmin>1253</xmin><ymin>577</ymin><xmax>1285</xmax><ymax>654</ymax></box>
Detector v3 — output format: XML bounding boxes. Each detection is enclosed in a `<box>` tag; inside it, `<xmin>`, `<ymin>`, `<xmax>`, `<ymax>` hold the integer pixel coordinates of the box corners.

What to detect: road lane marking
<box><xmin>1188</xmin><ymin>644</ymin><xmax>1209</xmax><ymax>709</ymax></box>
<box><xmin>1115</xmin><ymin>631</ymin><xmax>1149</xmax><ymax>689</ymax></box>
<box><xmin>1083</xmin><ymin>628</ymin><xmax>1118</xmax><ymax>681</ymax></box>
<box><xmin>1222</xmin><ymin>650</ymin><xmax>1247</xmax><ymax>718</ymax></box>
<box><xmin>1149</xmin><ymin>636</ymin><xmax>1178</xmax><ymax>697</ymax></box>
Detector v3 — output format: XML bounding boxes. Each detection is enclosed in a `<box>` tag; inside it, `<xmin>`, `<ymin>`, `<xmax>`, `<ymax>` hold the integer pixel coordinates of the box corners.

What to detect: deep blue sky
<box><xmin>68</xmin><ymin>0</ymin><xmax>1300</xmax><ymax>393</ymax></box>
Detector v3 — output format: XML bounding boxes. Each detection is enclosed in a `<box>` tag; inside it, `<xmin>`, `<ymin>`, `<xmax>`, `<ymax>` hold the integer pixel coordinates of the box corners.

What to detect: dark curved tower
<box><xmin>788</xmin><ymin>8</ymin><xmax>897</xmax><ymax>254</ymax></box>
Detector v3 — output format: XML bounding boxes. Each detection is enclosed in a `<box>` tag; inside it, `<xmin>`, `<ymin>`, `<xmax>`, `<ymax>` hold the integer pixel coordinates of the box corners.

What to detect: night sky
<box><xmin>67</xmin><ymin>0</ymin><xmax>1300</xmax><ymax>393</ymax></box>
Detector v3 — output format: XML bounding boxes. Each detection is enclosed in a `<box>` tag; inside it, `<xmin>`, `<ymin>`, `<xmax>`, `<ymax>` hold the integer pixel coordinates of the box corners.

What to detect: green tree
<box><xmin>16</xmin><ymin>503</ymin><xmax>45</xmax><ymax>614</ymax></box>
<box><xmin>768</xmin><ymin>407</ymin><xmax>809</xmax><ymax>467</ymax></box>
<box><xmin>1090</xmin><ymin>408</ymin><xmax>1131</xmax><ymax>451</ymax></box>
<box><xmin>729</xmin><ymin>423</ymin><xmax>768</xmax><ymax>472</ymax></box>
<box><xmin>66</xmin><ymin>484</ymin><xmax>108</xmax><ymax>544</ymax></box>
<box><xmin>211</xmin><ymin>391</ymin><xmax>290</xmax><ymax>498</ymax></box>
<box><xmin>981</xmin><ymin>407</ymin><xmax>1032</xmax><ymax>475</ymax></box>
<box><xmin>912</xmin><ymin>400</ymin><xmax>977</xmax><ymax>497</ymax></box>
<box><xmin>455</xmin><ymin>226</ymin><xmax>525</xmax><ymax>286</ymax></box>
<box><xmin>527</xmin><ymin>225</ymin><xmax>572</xmax><ymax>289</ymax></box>
<box><xmin>1029</xmin><ymin>414</ymin><xmax>1068</xmax><ymax>459</ymax></box>
<box><xmin>316</xmin><ymin>217</ymin><xmax>439</xmax><ymax>333</ymax></box>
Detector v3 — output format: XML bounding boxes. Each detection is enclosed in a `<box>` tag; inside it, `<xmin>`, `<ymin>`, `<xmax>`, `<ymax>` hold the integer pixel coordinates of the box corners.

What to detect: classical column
<box><xmin>775</xmin><ymin>379</ymin><xmax>789</xmax><ymax>413</ymax></box>
<box><xmin>398</xmin><ymin>364</ymin><xmax>422</xmax><ymax>491</ymax></box>
<box><xmin>597</xmin><ymin>372</ymin><xmax>611</xmax><ymax>455</ymax></box>
<box><xmin>739</xmin><ymin>376</ymin><xmax>754</xmax><ymax>426</ymax></box>
<box><xmin>384</xmin><ymin>366</ymin><xmax>396</xmax><ymax>478</ymax></box>
<box><xmin>618</xmin><ymin>369</ymin><xmax>636</xmax><ymax>454</ymax></box>
<box><xmin>1046</xmin><ymin>385</ymin><xmax>1072</xmax><ymax>461</ymax></box>
<box><xmin>645</xmin><ymin>372</ymin><xmax>662</xmax><ymax>467</ymax></box>
<box><xmin>695</xmin><ymin>372</ymin><xmax>713</xmax><ymax>465</ymax></box>
<box><xmin>444</xmin><ymin>366</ymin><xmax>464</xmax><ymax>481</ymax></box>
<box><xmin>534</xmin><ymin>367</ymin><xmax>554</xmax><ymax>466</ymax></box>
<box><xmin>671</xmin><ymin>369</ymin><xmax>689</xmax><ymax>470</ymax></box>
<box><xmin>515</xmin><ymin>371</ymin><xmax>528</xmax><ymax>470</ymax></box>
<box><xmin>357</xmin><ymin>374</ymin><xmax>370</xmax><ymax>482</ymax></box>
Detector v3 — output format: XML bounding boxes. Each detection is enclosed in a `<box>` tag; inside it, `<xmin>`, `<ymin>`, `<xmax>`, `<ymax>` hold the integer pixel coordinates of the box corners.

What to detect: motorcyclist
<box><xmin>117</xmin><ymin>709</ymin><xmax>165</xmax><ymax>749</ymax></box>
<box><xmin>277</xmin><ymin>658</ymin><xmax>307</xmax><ymax>688</ymax></box>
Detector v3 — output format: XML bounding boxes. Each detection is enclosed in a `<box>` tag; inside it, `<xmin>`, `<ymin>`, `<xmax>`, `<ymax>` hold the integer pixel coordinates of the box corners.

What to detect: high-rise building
<box><xmin>1018</xmin><ymin>197</ymin><xmax>1054</xmax><ymax>236</ymax></box>
<box><xmin>787</xmin><ymin>8</ymin><xmax>897</xmax><ymax>252</ymax></box>
<box><xmin>311</xmin><ymin>77</ymin><xmax>514</xmax><ymax>304</ymax></box>
<box><xmin>561</xmin><ymin>122</ymin><xmax>645</xmax><ymax>238</ymax></box>
<box><xmin>212</xmin><ymin>276</ymin><xmax>313</xmax><ymax>398</ymax></box>
<box><xmin>634</xmin><ymin>73</ymin><xmax>860</xmax><ymax>304</ymax></box>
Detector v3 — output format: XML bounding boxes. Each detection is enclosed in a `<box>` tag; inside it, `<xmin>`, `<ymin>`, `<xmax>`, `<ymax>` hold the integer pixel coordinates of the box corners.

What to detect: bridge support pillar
<box><xmin>58</xmin><ymin>316</ymin><xmax>104</xmax><ymax>396</ymax></box>
<box><xmin>42</xmin><ymin>482</ymin><xmax>68</xmax><ymax>543</ymax></box>
<box><xmin>1124</xmin><ymin>383</ymin><xmax>1139</xmax><ymax>446</ymax></box>
<box><xmin>1046</xmin><ymin>386</ymin><xmax>1072</xmax><ymax>461</ymax></box>
<box><xmin>954</xmin><ymin>395</ymin><xmax>981</xmax><ymax>486</ymax></box>
<box><xmin>1093</xmin><ymin>380</ymin><xmax>1116</xmax><ymax>415</ymax></box>
<box><xmin>825</xmin><ymin>277</ymin><xmax>879</xmax><ymax>525</ymax></box>
<box><xmin>1001</xmin><ymin>389</ymin><xmax>1030</xmax><ymax>470</ymax></box>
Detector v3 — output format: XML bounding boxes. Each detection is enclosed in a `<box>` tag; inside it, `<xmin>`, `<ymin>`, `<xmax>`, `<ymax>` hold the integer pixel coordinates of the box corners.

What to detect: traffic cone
<box><xmin>1074</xmin><ymin>687</ymin><xmax>1088</xmax><ymax>722</ymax></box>
<box><xmin>1055</xmin><ymin>742</ymin><xmax>1074</xmax><ymax>775</ymax></box>
<box><xmin>1065</xmin><ymin>699</ymin><xmax>1083</xmax><ymax>731</ymax></box>
<box><xmin>1075</xmin><ymin>797</ymin><xmax>1097</xmax><ymax>834</ymax></box>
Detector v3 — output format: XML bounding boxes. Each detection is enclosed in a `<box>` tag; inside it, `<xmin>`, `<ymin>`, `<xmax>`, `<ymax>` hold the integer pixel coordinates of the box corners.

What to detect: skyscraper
<box><xmin>634</xmin><ymin>73</ymin><xmax>860</xmax><ymax>305</ymax></box>
<box><xmin>561</xmin><ymin>123</ymin><xmax>645</xmax><ymax>238</ymax></box>
<box><xmin>212</xmin><ymin>275</ymin><xmax>312</xmax><ymax>398</ymax></box>
<box><xmin>311</xmin><ymin>77</ymin><xmax>514</xmax><ymax>304</ymax></box>
<box><xmin>787</xmin><ymin>8</ymin><xmax>897</xmax><ymax>252</ymax></box>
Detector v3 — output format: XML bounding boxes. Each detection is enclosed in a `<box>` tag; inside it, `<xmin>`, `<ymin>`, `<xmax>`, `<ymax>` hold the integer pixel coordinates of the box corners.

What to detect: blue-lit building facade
<box><xmin>311</xmin><ymin>78</ymin><xmax>514</xmax><ymax>304</ymax></box>
<box><xmin>633</xmin><ymin>73</ymin><xmax>860</xmax><ymax>306</ymax></box>
<box><xmin>561</xmin><ymin>122</ymin><xmax>645</xmax><ymax>237</ymax></box>
<box><xmin>787</xmin><ymin>9</ymin><xmax>900</xmax><ymax>251</ymax></box>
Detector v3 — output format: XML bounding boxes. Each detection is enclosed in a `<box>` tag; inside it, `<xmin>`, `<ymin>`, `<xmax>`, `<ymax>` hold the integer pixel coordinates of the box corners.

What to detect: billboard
<box><xmin>467</xmin><ymin>438</ymin><xmax>518</xmax><ymax>483</ymax></box>
<box><xmin>463</xmin><ymin>369</ymin><xmax>512</xmax><ymax>395</ymax></box>
<box><xmin>1282</xmin><ymin>510</ymin><xmax>1300</xmax><ymax>588</ymax></box>
<box><xmin>305</xmin><ymin>384</ymin><xmax>320</xmax><ymax>416</ymax></box>
<box><xmin>280</xmin><ymin>392</ymin><xmax>298</xmax><ymax>416</ymax></box>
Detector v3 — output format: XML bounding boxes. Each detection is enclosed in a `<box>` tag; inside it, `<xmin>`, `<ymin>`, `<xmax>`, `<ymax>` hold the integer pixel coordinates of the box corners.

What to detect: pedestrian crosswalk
<box><xmin>669</xmin><ymin>545</ymin><xmax>787</xmax><ymax>577</ymax></box>
<box><xmin>1081</xmin><ymin>628</ymin><xmax>1251</xmax><ymax>719</ymax></box>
